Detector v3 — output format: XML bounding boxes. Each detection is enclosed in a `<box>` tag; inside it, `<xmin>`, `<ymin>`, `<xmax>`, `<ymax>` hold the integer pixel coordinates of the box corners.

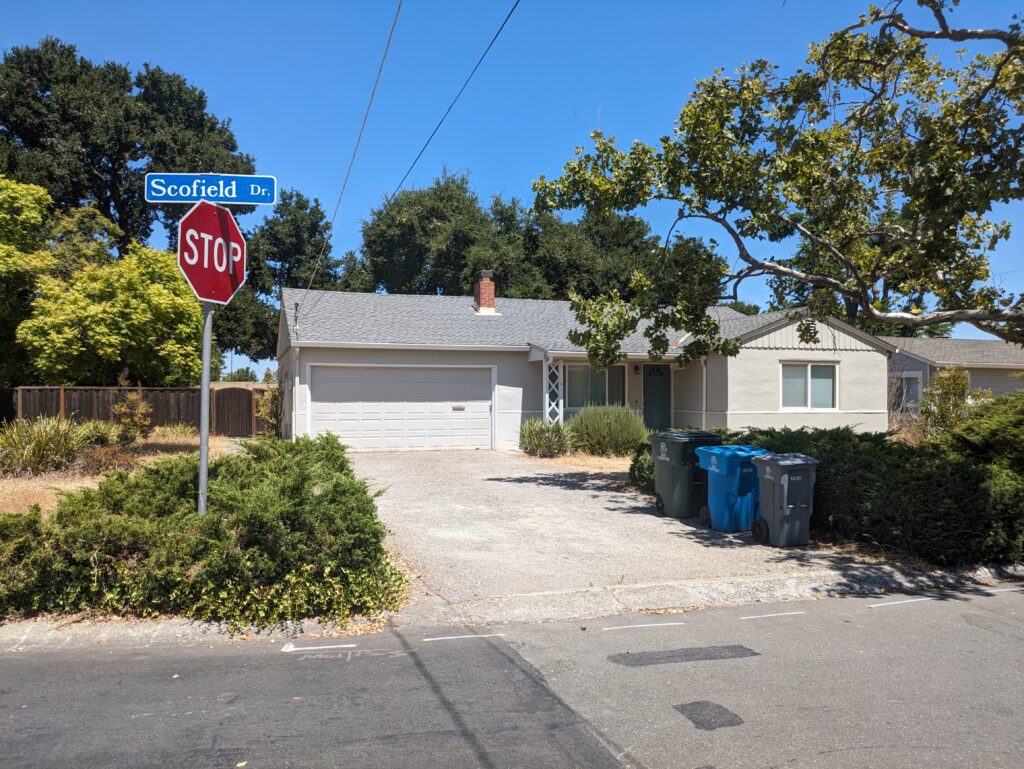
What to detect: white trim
<box><xmin>293</xmin><ymin>341</ymin><xmax>530</xmax><ymax>352</ymax></box>
<box><xmin>779</xmin><ymin>361</ymin><xmax>840</xmax><ymax>412</ymax></box>
<box><xmin>562</xmin><ymin>363</ymin><xmax>628</xmax><ymax>413</ymax></box>
<box><xmin>726</xmin><ymin>409</ymin><xmax>886</xmax><ymax>416</ymax></box>
<box><xmin>934</xmin><ymin>361</ymin><xmax>1024</xmax><ymax>370</ymax></box>
<box><xmin>894</xmin><ymin>370</ymin><xmax>923</xmax><ymax>413</ymax></box>
<box><xmin>305</xmin><ymin>362</ymin><xmax>497</xmax><ymax>450</ymax></box>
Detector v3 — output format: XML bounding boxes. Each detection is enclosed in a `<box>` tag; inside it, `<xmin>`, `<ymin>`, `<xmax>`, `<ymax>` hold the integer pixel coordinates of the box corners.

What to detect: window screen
<box><xmin>567</xmin><ymin>365</ymin><xmax>606</xmax><ymax>408</ymax></box>
<box><xmin>608</xmin><ymin>366</ymin><xmax>626</xmax><ymax>406</ymax></box>
<box><xmin>781</xmin><ymin>365</ymin><xmax>807</xmax><ymax>408</ymax></box>
<box><xmin>810</xmin><ymin>365</ymin><xmax>836</xmax><ymax>409</ymax></box>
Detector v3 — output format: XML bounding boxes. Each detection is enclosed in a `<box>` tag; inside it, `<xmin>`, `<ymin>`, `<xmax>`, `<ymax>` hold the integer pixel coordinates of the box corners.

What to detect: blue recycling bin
<box><xmin>694</xmin><ymin>444</ymin><xmax>771</xmax><ymax>532</ymax></box>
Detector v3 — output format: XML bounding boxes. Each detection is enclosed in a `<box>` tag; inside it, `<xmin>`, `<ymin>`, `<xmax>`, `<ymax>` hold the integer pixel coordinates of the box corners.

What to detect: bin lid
<box><xmin>695</xmin><ymin>444</ymin><xmax>769</xmax><ymax>459</ymax></box>
<box><xmin>653</xmin><ymin>430</ymin><xmax>723</xmax><ymax>443</ymax></box>
<box><xmin>751</xmin><ymin>452</ymin><xmax>819</xmax><ymax>467</ymax></box>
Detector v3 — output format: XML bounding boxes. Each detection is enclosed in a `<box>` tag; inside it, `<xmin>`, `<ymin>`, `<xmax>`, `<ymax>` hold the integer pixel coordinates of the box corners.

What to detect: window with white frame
<box><xmin>894</xmin><ymin>373</ymin><xmax>922</xmax><ymax>414</ymax></box>
<box><xmin>566</xmin><ymin>365</ymin><xmax>626</xmax><ymax>411</ymax></box>
<box><xmin>781</xmin><ymin>363</ymin><xmax>837</xmax><ymax>409</ymax></box>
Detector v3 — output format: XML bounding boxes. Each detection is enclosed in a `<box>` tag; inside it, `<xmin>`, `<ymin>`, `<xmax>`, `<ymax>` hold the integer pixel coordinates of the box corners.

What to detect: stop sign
<box><xmin>177</xmin><ymin>200</ymin><xmax>246</xmax><ymax>304</ymax></box>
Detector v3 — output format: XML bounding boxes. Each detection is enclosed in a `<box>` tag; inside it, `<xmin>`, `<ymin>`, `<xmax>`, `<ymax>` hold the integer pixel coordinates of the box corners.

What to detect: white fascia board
<box><xmin>934</xmin><ymin>361</ymin><xmax>1024</xmax><ymax>370</ymax></box>
<box><xmin>545</xmin><ymin>350</ymin><xmax>653</xmax><ymax>360</ymax></box>
<box><xmin>291</xmin><ymin>341</ymin><xmax>531</xmax><ymax>352</ymax></box>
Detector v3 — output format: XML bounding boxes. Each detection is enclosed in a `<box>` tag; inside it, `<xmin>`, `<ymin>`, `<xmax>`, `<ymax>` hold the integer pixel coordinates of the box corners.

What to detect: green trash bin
<box><xmin>650</xmin><ymin>431</ymin><xmax>724</xmax><ymax>519</ymax></box>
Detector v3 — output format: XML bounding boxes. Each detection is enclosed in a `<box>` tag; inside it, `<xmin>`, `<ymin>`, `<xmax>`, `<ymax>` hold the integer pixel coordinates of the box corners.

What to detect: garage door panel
<box><xmin>310</xmin><ymin>366</ymin><xmax>492</xmax><ymax>450</ymax></box>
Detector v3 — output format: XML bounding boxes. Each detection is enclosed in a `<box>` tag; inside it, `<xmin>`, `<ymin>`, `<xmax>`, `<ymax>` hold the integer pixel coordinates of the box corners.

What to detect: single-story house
<box><xmin>883</xmin><ymin>336</ymin><xmax>1024</xmax><ymax>414</ymax></box>
<box><xmin>277</xmin><ymin>272</ymin><xmax>894</xmax><ymax>450</ymax></box>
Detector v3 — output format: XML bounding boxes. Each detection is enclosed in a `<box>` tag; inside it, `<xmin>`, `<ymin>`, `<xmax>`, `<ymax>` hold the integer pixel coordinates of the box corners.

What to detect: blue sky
<box><xmin>4</xmin><ymin>0</ymin><xmax>1021</xmax><ymax>376</ymax></box>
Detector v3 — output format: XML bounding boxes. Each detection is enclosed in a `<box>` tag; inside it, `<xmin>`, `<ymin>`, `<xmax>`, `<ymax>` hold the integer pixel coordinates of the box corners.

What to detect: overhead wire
<box><xmin>296</xmin><ymin>0</ymin><xmax>403</xmax><ymax>326</ymax></box>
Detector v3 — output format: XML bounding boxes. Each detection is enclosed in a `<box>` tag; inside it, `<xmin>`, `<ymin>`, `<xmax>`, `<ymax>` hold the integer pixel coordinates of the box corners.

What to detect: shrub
<box><xmin>567</xmin><ymin>405</ymin><xmax>649</xmax><ymax>456</ymax></box>
<box><xmin>949</xmin><ymin>390</ymin><xmax>1024</xmax><ymax>471</ymax></box>
<box><xmin>79</xmin><ymin>419</ymin><xmax>122</xmax><ymax>446</ymax></box>
<box><xmin>0</xmin><ymin>434</ymin><xmax>406</xmax><ymax>629</ymax></box>
<box><xmin>519</xmin><ymin>418</ymin><xmax>572</xmax><ymax>457</ymax></box>
<box><xmin>737</xmin><ymin>425</ymin><xmax>1023</xmax><ymax>566</ymax></box>
<box><xmin>919</xmin><ymin>366</ymin><xmax>990</xmax><ymax>439</ymax></box>
<box><xmin>255</xmin><ymin>388</ymin><xmax>280</xmax><ymax>437</ymax></box>
<box><xmin>112</xmin><ymin>391</ymin><xmax>153</xmax><ymax>442</ymax></box>
<box><xmin>76</xmin><ymin>444</ymin><xmax>137</xmax><ymax>475</ymax></box>
<box><xmin>0</xmin><ymin>417</ymin><xmax>93</xmax><ymax>475</ymax></box>
<box><xmin>152</xmin><ymin>422</ymin><xmax>198</xmax><ymax>439</ymax></box>
<box><xmin>628</xmin><ymin>440</ymin><xmax>654</xmax><ymax>492</ymax></box>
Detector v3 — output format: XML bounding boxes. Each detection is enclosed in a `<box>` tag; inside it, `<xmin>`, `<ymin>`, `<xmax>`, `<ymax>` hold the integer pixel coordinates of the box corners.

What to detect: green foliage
<box><xmin>919</xmin><ymin>366</ymin><xmax>989</xmax><ymax>439</ymax></box>
<box><xmin>737</xmin><ymin>424</ymin><xmax>1023</xmax><ymax>566</ymax></box>
<box><xmin>0</xmin><ymin>176</ymin><xmax>55</xmax><ymax>386</ymax></box>
<box><xmin>567</xmin><ymin>406</ymin><xmax>649</xmax><ymax>457</ymax></box>
<box><xmin>534</xmin><ymin>3</ymin><xmax>1024</xmax><ymax>350</ymax></box>
<box><xmin>254</xmin><ymin>387</ymin><xmax>280</xmax><ymax>437</ymax></box>
<box><xmin>111</xmin><ymin>391</ymin><xmax>153</xmax><ymax>442</ymax></box>
<box><xmin>78</xmin><ymin>419</ymin><xmax>122</xmax><ymax>446</ymax></box>
<box><xmin>628</xmin><ymin>440</ymin><xmax>654</xmax><ymax>492</ymax></box>
<box><xmin>216</xmin><ymin>190</ymin><xmax>338</xmax><ymax>361</ymax></box>
<box><xmin>950</xmin><ymin>391</ymin><xmax>1024</xmax><ymax>472</ymax></box>
<box><xmin>223</xmin><ymin>367</ymin><xmax>258</xmax><ymax>382</ymax></box>
<box><xmin>0</xmin><ymin>435</ymin><xmax>406</xmax><ymax>629</ymax></box>
<box><xmin>0</xmin><ymin>417</ymin><xmax>93</xmax><ymax>475</ymax></box>
<box><xmin>723</xmin><ymin>301</ymin><xmax>760</xmax><ymax>316</ymax></box>
<box><xmin>0</xmin><ymin>37</ymin><xmax>255</xmax><ymax>249</ymax></box>
<box><xmin>152</xmin><ymin>422</ymin><xmax>197</xmax><ymax>439</ymax></box>
<box><xmin>519</xmin><ymin>418</ymin><xmax>572</xmax><ymax>457</ymax></box>
<box><xmin>359</xmin><ymin>173</ymin><xmax>680</xmax><ymax>306</ymax></box>
<box><xmin>16</xmin><ymin>245</ymin><xmax>202</xmax><ymax>386</ymax></box>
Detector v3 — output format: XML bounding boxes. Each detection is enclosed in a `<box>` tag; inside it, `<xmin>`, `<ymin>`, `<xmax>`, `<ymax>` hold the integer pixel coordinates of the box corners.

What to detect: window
<box><xmin>781</xmin><ymin>363</ymin><xmax>837</xmax><ymax>409</ymax></box>
<box><xmin>566</xmin><ymin>365</ymin><xmax>626</xmax><ymax>409</ymax></box>
<box><xmin>895</xmin><ymin>374</ymin><xmax>921</xmax><ymax>414</ymax></box>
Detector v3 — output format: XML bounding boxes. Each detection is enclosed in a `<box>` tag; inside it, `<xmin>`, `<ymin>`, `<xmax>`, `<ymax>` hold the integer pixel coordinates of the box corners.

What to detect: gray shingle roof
<box><xmin>280</xmin><ymin>288</ymin><xmax>786</xmax><ymax>354</ymax></box>
<box><xmin>880</xmin><ymin>336</ymin><xmax>1024</xmax><ymax>367</ymax></box>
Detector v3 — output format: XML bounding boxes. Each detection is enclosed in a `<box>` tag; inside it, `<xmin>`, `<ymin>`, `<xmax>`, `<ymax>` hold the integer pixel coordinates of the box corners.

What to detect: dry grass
<box><xmin>0</xmin><ymin>434</ymin><xmax>234</xmax><ymax>516</ymax></box>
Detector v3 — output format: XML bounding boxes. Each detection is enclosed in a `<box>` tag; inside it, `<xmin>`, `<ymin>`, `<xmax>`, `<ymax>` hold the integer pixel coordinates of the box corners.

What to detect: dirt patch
<box><xmin>0</xmin><ymin>434</ymin><xmax>233</xmax><ymax>516</ymax></box>
<box><xmin>527</xmin><ymin>453</ymin><xmax>631</xmax><ymax>475</ymax></box>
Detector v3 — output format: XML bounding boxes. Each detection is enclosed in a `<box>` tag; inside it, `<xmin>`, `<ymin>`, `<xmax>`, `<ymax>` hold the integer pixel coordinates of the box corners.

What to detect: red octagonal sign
<box><xmin>177</xmin><ymin>201</ymin><xmax>246</xmax><ymax>304</ymax></box>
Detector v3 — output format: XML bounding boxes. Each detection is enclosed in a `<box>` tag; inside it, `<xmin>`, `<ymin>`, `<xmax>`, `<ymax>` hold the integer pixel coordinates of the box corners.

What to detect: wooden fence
<box><xmin>6</xmin><ymin>385</ymin><xmax>276</xmax><ymax>437</ymax></box>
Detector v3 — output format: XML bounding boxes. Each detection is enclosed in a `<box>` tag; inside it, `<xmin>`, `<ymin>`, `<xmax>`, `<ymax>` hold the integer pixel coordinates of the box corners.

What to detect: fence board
<box><xmin>13</xmin><ymin>385</ymin><xmax>274</xmax><ymax>437</ymax></box>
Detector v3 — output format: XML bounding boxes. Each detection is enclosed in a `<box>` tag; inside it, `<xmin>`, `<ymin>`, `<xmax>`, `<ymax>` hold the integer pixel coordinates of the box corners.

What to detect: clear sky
<box><xmin>4</xmin><ymin>1</ymin><xmax>1021</xmax><ymax>376</ymax></box>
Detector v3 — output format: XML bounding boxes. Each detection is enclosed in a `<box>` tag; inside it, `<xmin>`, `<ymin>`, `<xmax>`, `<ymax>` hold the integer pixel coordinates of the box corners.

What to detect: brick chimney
<box><xmin>473</xmin><ymin>270</ymin><xmax>496</xmax><ymax>314</ymax></box>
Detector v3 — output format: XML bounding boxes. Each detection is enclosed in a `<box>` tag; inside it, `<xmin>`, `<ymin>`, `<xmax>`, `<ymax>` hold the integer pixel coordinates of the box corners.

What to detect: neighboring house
<box><xmin>277</xmin><ymin>272</ymin><xmax>894</xmax><ymax>451</ymax></box>
<box><xmin>882</xmin><ymin>336</ymin><xmax>1024</xmax><ymax>415</ymax></box>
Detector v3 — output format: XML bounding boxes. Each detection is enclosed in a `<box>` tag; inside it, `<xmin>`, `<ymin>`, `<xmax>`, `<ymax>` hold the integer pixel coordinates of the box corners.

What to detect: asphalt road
<box><xmin>2</xmin><ymin>585</ymin><xmax>1022</xmax><ymax>769</ymax></box>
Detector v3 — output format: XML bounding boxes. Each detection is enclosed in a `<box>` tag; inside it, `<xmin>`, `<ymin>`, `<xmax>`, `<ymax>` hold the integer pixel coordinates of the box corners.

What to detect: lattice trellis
<box><xmin>543</xmin><ymin>359</ymin><xmax>563</xmax><ymax>424</ymax></box>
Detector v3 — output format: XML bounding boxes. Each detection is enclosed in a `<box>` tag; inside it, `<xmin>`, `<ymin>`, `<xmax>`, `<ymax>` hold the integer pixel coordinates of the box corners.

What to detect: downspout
<box><xmin>701</xmin><ymin>357</ymin><xmax>708</xmax><ymax>431</ymax></box>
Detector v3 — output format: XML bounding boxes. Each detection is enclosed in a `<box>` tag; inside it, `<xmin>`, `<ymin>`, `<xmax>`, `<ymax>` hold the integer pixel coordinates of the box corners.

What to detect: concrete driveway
<box><xmin>351</xmin><ymin>451</ymin><xmax>915</xmax><ymax>627</ymax></box>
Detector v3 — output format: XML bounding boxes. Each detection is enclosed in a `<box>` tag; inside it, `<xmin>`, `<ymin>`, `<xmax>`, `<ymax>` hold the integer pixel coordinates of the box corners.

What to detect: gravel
<box><xmin>351</xmin><ymin>450</ymin><xmax>959</xmax><ymax>627</ymax></box>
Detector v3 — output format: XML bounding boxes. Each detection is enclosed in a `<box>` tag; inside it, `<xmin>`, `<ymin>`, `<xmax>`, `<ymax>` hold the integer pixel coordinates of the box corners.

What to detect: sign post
<box><xmin>177</xmin><ymin>200</ymin><xmax>247</xmax><ymax>514</ymax></box>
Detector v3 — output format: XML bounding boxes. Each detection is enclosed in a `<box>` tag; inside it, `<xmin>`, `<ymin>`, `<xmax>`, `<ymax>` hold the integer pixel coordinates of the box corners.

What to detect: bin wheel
<box><xmin>654</xmin><ymin>494</ymin><xmax>665</xmax><ymax>516</ymax></box>
<box><xmin>699</xmin><ymin>506</ymin><xmax>711</xmax><ymax>528</ymax></box>
<box><xmin>752</xmin><ymin>518</ymin><xmax>769</xmax><ymax>544</ymax></box>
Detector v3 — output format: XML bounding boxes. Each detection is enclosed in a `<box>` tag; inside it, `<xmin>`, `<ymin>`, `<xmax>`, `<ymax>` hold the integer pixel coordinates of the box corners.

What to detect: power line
<box><xmin>297</xmin><ymin>0</ymin><xmax>403</xmax><ymax>322</ymax></box>
<box><xmin>386</xmin><ymin>0</ymin><xmax>521</xmax><ymax>203</ymax></box>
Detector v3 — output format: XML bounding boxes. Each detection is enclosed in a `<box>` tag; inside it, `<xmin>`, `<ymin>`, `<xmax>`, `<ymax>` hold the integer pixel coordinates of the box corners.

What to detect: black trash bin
<box><xmin>750</xmin><ymin>453</ymin><xmax>819</xmax><ymax>546</ymax></box>
<box><xmin>650</xmin><ymin>431</ymin><xmax>723</xmax><ymax>519</ymax></box>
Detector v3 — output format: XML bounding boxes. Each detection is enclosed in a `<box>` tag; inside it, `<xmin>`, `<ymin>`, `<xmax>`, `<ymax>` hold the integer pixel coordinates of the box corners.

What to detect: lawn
<box><xmin>0</xmin><ymin>431</ymin><xmax>234</xmax><ymax>515</ymax></box>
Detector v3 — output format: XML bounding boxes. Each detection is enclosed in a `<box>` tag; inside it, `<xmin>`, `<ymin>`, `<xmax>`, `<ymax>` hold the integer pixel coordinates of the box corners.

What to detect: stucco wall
<box><xmin>725</xmin><ymin>345</ymin><xmax>888</xmax><ymax>432</ymax></box>
<box><xmin>969</xmin><ymin>367</ymin><xmax>1024</xmax><ymax>397</ymax></box>
<box><xmin>290</xmin><ymin>347</ymin><xmax>541</xmax><ymax>450</ymax></box>
<box><xmin>277</xmin><ymin>347</ymin><xmax>294</xmax><ymax>438</ymax></box>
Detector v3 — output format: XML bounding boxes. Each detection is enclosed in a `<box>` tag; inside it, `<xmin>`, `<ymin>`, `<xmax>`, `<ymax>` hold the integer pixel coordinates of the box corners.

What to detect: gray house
<box><xmin>277</xmin><ymin>273</ymin><xmax>893</xmax><ymax>451</ymax></box>
<box><xmin>883</xmin><ymin>336</ymin><xmax>1024</xmax><ymax>414</ymax></box>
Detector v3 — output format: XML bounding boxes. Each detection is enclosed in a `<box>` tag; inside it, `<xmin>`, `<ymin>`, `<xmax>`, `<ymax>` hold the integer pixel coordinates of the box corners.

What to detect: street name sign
<box><xmin>146</xmin><ymin>172</ymin><xmax>277</xmax><ymax>205</ymax></box>
<box><xmin>177</xmin><ymin>201</ymin><xmax>247</xmax><ymax>304</ymax></box>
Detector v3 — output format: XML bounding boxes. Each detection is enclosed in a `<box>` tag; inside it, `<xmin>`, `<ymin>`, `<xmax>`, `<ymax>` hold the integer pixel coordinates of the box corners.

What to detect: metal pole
<box><xmin>198</xmin><ymin>302</ymin><xmax>214</xmax><ymax>515</ymax></box>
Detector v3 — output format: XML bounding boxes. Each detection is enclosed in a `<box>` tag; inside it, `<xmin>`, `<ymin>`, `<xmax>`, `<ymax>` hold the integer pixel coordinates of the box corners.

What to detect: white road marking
<box><xmin>868</xmin><ymin>597</ymin><xmax>937</xmax><ymax>609</ymax></box>
<box><xmin>601</xmin><ymin>622</ymin><xmax>687</xmax><ymax>631</ymax></box>
<box><xmin>281</xmin><ymin>641</ymin><xmax>358</xmax><ymax>653</ymax></box>
<box><xmin>988</xmin><ymin>587</ymin><xmax>1023</xmax><ymax>593</ymax></box>
<box><xmin>739</xmin><ymin>611</ymin><xmax>806</xmax><ymax>620</ymax></box>
<box><xmin>421</xmin><ymin>633</ymin><xmax>506</xmax><ymax>642</ymax></box>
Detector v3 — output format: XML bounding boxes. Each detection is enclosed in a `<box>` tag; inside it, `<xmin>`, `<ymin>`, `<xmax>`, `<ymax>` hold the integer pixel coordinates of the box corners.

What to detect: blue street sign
<box><xmin>145</xmin><ymin>173</ymin><xmax>278</xmax><ymax>206</ymax></box>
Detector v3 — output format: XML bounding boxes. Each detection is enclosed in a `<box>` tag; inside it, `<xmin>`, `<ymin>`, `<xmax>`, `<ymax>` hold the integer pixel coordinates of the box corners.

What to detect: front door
<box><xmin>643</xmin><ymin>364</ymin><xmax>671</xmax><ymax>429</ymax></box>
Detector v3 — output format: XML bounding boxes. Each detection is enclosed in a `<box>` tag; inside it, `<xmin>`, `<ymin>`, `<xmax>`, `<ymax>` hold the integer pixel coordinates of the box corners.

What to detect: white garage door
<box><xmin>310</xmin><ymin>366</ymin><xmax>492</xmax><ymax>450</ymax></box>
